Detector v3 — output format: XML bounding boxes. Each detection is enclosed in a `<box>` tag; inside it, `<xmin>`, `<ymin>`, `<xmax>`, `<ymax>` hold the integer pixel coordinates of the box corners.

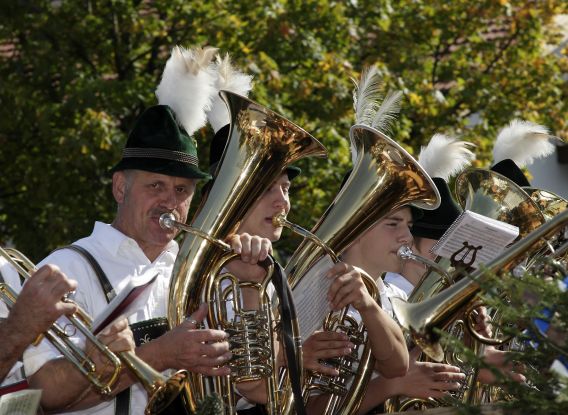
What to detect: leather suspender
<box><xmin>265</xmin><ymin>257</ymin><xmax>306</xmax><ymax>415</ymax></box>
<box><xmin>58</xmin><ymin>245</ymin><xmax>130</xmax><ymax>415</ymax></box>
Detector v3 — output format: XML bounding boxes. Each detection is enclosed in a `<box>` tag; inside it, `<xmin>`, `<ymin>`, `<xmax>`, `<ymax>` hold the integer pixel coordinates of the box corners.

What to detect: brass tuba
<box><xmin>279</xmin><ymin>124</ymin><xmax>440</xmax><ymax>415</ymax></box>
<box><xmin>453</xmin><ymin>168</ymin><xmax>546</xmax><ymax>345</ymax></box>
<box><xmin>167</xmin><ymin>90</ymin><xmax>327</xmax><ymax>414</ymax></box>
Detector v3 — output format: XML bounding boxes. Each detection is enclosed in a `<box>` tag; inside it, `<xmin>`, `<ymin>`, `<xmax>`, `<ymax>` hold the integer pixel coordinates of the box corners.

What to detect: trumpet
<box><xmin>0</xmin><ymin>247</ymin><xmax>121</xmax><ymax>396</ymax></box>
<box><xmin>0</xmin><ymin>247</ymin><xmax>196</xmax><ymax>414</ymax></box>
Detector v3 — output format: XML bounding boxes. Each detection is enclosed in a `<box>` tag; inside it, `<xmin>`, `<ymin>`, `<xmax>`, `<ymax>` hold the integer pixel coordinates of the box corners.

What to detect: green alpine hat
<box><xmin>111</xmin><ymin>105</ymin><xmax>211</xmax><ymax>180</ymax></box>
<box><xmin>411</xmin><ymin>177</ymin><xmax>462</xmax><ymax>240</ymax></box>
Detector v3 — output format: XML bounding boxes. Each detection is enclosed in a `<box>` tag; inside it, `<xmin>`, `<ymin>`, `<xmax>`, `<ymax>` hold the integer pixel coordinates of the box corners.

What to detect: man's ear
<box><xmin>112</xmin><ymin>171</ymin><xmax>126</xmax><ymax>203</ymax></box>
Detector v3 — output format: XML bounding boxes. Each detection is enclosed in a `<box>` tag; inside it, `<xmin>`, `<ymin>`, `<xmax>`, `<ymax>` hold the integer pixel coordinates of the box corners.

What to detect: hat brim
<box><xmin>286</xmin><ymin>166</ymin><xmax>301</xmax><ymax>180</ymax></box>
<box><xmin>411</xmin><ymin>222</ymin><xmax>447</xmax><ymax>240</ymax></box>
<box><xmin>110</xmin><ymin>158</ymin><xmax>211</xmax><ymax>180</ymax></box>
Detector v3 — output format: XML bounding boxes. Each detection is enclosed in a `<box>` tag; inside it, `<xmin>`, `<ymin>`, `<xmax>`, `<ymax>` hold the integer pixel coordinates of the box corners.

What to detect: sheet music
<box><xmin>92</xmin><ymin>271</ymin><xmax>158</xmax><ymax>334</ymax></box>
<box><xmin>0</xmin><ymin>389</ymin><xmax>41</xmax><ymax>415</ymax></box>
<box><xmin>432</xmin><ymin>209</ymin><xmax>519</xmax><ymax>268</ymax></box>
<box><xmin>292</xmin><ymin>255</ymin><xmax>335</xmax><ymax>339</ymax></box>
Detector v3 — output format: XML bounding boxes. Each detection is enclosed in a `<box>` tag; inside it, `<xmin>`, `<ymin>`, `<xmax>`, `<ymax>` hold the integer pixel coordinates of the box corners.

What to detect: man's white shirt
<box><xmin>23</xmin><ymin>222</ymin><xmax>178</xmax><ymax>415</ymax></box>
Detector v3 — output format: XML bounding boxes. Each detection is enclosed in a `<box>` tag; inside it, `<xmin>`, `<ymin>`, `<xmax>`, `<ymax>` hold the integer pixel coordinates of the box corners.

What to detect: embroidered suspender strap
<box><xmin>265</xmin><ymin>257</ymin><xmax>306</xmax><ymax>415</ymax></box>
<box><xmin>58</xmin><ymin>245</ymin><xmax>130</xmax><ymax>415</ymax></box>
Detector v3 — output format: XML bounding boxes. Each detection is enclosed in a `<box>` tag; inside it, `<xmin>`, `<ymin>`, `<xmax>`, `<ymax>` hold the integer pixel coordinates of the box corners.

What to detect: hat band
<box><xmin>122</xmin><ymin>147</ymin><xmax>199</xmax><ymax>166</ymax></box>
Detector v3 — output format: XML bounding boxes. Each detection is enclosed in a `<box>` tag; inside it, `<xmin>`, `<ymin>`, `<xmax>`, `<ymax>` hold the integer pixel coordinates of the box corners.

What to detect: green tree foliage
<box><xmin>0</xmin><ymin>0</ymin><xmax>566</xmax><ymax>260</ymax></box>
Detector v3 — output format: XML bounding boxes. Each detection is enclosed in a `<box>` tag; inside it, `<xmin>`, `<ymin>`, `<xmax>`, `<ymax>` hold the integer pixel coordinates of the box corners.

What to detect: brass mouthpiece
<box><xmin>159</xmin><ymin>213</ymin><xmax>176</xmax><ymax>230</ymax></box>
<box><xmin>272</xmin><ymin>212</ymin><xmax>287</xmax><ymax>227</ymax></box>
<box><xmin>397</xmin><ymin>245</ymin><xmax>413</xmax><ymax>259</ymax></box>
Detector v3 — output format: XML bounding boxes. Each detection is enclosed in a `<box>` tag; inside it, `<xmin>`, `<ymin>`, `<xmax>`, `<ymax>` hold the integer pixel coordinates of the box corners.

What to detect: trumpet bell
<box><xmin>286</xmin><ymin>124</ymin><xmax>440</xmax><ymax>288</ymax></box>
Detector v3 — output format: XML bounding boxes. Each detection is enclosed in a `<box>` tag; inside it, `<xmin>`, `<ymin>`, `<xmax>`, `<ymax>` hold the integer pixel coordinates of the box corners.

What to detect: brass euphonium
<box><xmin>453</xmin><ymin>168</ymin><xmax>546</xmax><ymax>345</ymax></box>
<box><xmin>167</xmin><ymin>90</ymin><xmax>327</xmax><ymax>414</ymax></box>
<box><xmin>278</xmin><ymin>124</ymin><xmax>440</xmax><ymax>415</ymax></box>
<box><xmin>385</xmin><ymin>170</ymin><xmax>550</xmax><ymax>411</ymax></box>
<box><xmin>391</xmin><ymin>168</ymin><xmax>545</xmax><ymax>359</ymax></box>
<box><xmin>384</xmin><ymin>246</ymin><xmax>488</xmax><ymax>412</ymax></box>
<box><xmin>391</xmin><ymin>209</ymin><xmax>568</xmax><ymax>364</ymax></box>
<box><xmin>523</xmin><ymin>187</ymin><xmax>568</xmax><ymax>262</ymax></box>
<box><xmin>0</xmin><ymin>247</ymin><xmax>196</xmax><ymax>415</ymax></box>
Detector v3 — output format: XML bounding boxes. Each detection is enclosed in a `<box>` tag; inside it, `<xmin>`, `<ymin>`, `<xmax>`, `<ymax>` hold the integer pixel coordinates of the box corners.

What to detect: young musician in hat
<box><xmin>22</xmin><ymin>47</ymin><xmax>272</xmax><ymax>414</ymax></box>
<box><xmin>199</xmin><ymin>55</ymin><xmax>305</xmax><ymax>413</ymax></box>
<box><xmin>365</xmin><ymin>135</ymin><xmax>527</xmax><ymax>413</ymax></box>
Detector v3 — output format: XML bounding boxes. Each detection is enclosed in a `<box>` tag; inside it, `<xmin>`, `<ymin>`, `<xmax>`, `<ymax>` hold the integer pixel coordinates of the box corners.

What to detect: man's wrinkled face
<box><xmin>238</xmin><ymin>174</ymin><xmax>291</xmax><ymax>242</ymax></box>
<box><xmin>113</xmin><ymin>170</ymin><xmax>197</xmax><ymax>252</ymax></box>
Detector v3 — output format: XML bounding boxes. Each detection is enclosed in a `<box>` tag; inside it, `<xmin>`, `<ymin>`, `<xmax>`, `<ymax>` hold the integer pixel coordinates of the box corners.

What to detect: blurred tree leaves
<box><xmin>0</xmin><ymin>0</ymin><xmax>566</xmax><ymax>260</ymax></box>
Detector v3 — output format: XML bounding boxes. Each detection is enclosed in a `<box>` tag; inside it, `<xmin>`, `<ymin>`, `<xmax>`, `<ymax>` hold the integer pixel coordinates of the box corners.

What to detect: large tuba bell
<box><xmin>278</xmin><ymin>124</ymin><xmax>440</xmax><ymax>415</ymax></box>
<box><xmin>167</xmin><ymin>90</ymin><xmax>327</xmax><ymax>414</ymax></box>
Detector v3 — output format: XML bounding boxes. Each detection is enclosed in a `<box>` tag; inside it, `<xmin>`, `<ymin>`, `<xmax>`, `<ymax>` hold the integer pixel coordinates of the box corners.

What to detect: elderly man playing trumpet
<box><xmin>23</xmin><ymin>47</ymin><xmax>273</xmax><ymax>414</ymax></box>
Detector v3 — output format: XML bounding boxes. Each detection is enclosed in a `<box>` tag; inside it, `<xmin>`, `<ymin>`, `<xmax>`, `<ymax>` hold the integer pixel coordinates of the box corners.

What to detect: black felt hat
<box><xmin>111</xmin><ymin>105</ymin><xmax>211</xmax><ymax>180</ymax></box>
<box><xmin>490</xmin><ymin>158</ymin><xmax>530</xmax><ymax>187</ymax></box>
<box><xmin>411</xmin><ymin>177</ymin><xmax>462</xmax><ymax>240</ymax></box>
<box><xmin>208</xmin><ymin>124</ymin><xmax>301</xmax><ymax>179</ymax></box>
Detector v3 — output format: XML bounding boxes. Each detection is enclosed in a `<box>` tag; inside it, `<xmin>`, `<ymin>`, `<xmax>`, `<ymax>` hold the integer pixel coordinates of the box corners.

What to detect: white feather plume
<box><xmin>206</xmin><ymin>53</ymin><xmax>254</xmax><ymax>133</ymax></box>
<box><xmin>351</xmin><ymin>66</ymin><xmax>403</xmax><ymax>165</ymax></box>
<box><xmin>418</xmin><ymin>134</ymin><xmax>476</xmax><ymax>180</ymax></box>
<box><xmin>352</xmin><ymin>66</ymin><xmax>383</xmax><ymax>126</ymax></box>
<box><xmin>155</xmin><ymin>45</ymin><xmax>218</xmax><ymax>136</ymax></box>
<box><xmin>371</xmin><ymin>89</ymin><xmax>403</xmax><ymax>136</ymax></box>
<box><xmin>493</xmin><ymin>119</ymin><xmax>556</xmax><ymax>167</ymax></box>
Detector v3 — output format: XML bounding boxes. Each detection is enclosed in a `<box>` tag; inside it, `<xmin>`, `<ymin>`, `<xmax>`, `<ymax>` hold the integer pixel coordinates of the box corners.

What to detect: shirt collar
<box><xmin>384</xmin><ymin>272</ymin><xmax>415</xmax><ymax>296</ymax></box>
<box><xmin>91</xmin><ymin>222</ymin><xmax>179</xmax><ymax>260</ymax></box>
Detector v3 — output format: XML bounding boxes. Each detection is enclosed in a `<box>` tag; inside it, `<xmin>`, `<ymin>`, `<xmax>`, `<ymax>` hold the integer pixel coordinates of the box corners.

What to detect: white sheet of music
<box><xmin>0</xmin><ymin>389</ymin><xmax>41</xmax><ymax>415</ymax></box>
<box><xmin>292</xmin><ymin>254</ymin><xmax>335</xmax><ymax>339</ymax></box>
<box><xmin>432</xmin><ymin>209</ymin><xmax>519</xmax><ymax>268</ymax></box>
